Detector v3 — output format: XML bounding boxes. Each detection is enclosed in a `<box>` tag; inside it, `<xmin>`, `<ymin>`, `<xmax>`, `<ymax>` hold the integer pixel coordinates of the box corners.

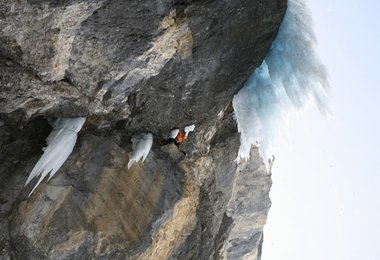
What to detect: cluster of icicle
<box><xmin>233</xmin><ymin>0</ymin><xmax>331</xmax><ymax>163</ymax></box>
<box><xmin>24</xmin><ymin>116</ymin><xmax>153</xmax><ymax>196</ymax></box>
<box><xmin>26</xmin><ymin>117</ymin><xmax>195</xmax><ymax>196</ymax></box>
<box><xmin>25</xmin><ymin>118</ymin><xmax>86</xmax><ymax>197</ymax></box>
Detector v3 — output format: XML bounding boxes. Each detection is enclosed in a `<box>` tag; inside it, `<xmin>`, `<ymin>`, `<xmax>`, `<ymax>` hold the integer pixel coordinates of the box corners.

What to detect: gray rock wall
<box><xmin>0</xmin><ymin>0</ymin><xmax>286</xmax><ymax>259</ymax></box>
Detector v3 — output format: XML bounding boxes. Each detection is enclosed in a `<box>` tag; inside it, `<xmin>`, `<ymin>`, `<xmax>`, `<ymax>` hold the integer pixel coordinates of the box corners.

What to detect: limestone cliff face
<box><xmin>0</xmin><ymin>0</ymin><xmax>286</xmax><ymax>259</ymax></box>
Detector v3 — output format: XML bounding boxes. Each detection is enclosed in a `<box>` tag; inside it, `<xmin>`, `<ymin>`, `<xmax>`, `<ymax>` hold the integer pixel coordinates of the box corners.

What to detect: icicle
<box><xmin>233</xmin><ymin>0</ymin><xmax>330</xmax><ymax>163</ymax></box>
<box><xmin>25</xmin><ymin>117</ymin><xmax>86</xmax><ymax>197</ymax></box>
<box><xmin>128</xmin><ymin>133</ymin><xmax>153</xmax><ymax>169</ymax></box>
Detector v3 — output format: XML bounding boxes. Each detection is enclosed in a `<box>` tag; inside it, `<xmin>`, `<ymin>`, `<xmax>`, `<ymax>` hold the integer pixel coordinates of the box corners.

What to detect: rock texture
<box><xmin>0</xmin><ymin>0</ymin><xmax>286</xmax><ymax>259</ymax></box>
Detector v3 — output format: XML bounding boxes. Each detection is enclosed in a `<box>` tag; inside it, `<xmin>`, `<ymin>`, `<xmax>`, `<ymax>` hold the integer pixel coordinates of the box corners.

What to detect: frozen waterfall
<box><xmin>25</xmin><ymin>117</ymin><xmax>86</xmax><ymax>197</ymax></box>
<box><xmin>233</xmin><ymin>0</ymin><xmax>330</xmax><ymax>163</ymax></box>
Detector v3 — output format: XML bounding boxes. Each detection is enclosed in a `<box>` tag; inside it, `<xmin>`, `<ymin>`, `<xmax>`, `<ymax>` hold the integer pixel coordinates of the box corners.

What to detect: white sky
<box><xmin>263</xmin><ymin>0</ymin><xmax>380</xmax><ymax>259</ymax></box>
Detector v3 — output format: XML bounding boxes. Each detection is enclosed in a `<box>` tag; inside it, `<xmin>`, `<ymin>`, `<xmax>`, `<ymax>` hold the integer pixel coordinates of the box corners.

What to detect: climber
<box><xmin>162</xmin><ymin>128</ymin><xmax>185</xmax><ymax>147</ymax></box>
<box><xmin>162</xmin><ymin>124</ymin><xmax>195</xmax><ymax>148</ymax></box>
<box><xmin>174</xmin><ymin>129</ymin><xmax>186</xmax><ymax>146</ymax></box>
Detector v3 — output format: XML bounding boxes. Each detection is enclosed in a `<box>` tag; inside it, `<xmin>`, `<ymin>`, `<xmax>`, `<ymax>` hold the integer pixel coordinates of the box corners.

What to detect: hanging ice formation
<box><xmin>233</xmin><ymin>0</ymin><xmax>330</xmax><ymax>163</ymax></box>
<box><xmin>25</xmin><ymin>117</ymin><xmax>86</xmax><ymax>197</ymax></box>
<box><xmin>184</xmin><ymin>124</ymin><xmax>195</xmax><ymax>136</ymax></box>
<box><xmin>128</xmin><ymin>133</ymin><xmax>153</xmax><ymax>169</ymax></box>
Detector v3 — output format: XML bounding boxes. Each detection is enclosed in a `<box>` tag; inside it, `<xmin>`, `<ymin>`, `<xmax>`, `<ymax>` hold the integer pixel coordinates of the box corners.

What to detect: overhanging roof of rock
<box><xmin>0</xmin><ymin>0</ymin><xmax>286</xmax><ymax>133</ymax></box>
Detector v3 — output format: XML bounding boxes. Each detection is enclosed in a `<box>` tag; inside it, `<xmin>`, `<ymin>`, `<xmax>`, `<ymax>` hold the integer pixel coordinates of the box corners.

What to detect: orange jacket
<box><xmin>175</xmin><ymin>129</ymin><xmax>187</xmax><ymax>144</ymax></box>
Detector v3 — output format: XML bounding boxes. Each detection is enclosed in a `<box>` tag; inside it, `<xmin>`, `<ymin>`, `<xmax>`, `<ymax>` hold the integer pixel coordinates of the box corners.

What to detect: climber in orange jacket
<box><xmin>162</xmin><ymin>124</ymin><xmax>195</xmax><ymax>148</ymax></box>
<box><xmin>174</xmin><ymin>129</ymin><xmax>186</xmax><ymax>146</ymax></box>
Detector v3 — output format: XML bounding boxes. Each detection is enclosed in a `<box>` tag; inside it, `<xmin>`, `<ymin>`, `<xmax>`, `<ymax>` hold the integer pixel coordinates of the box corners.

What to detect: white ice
<box><xmin>25</xmin><ymin>117</ymin><xmax>86</xmax><ymax>197</ymax></box>
<box><xmin>168</xmin><ymin>128</ymin><xmax>180</xmax><ymax>139</ymax></box>
<box><xmin>127</xmin><ymin>133</ymin><xmax>153</xmax><ymax>169</ymax></box>
<box><xmin>184</xmin><ymin>124</ymin><xmax>195</xmax><ymax>136</ymax></box>
<box><xmin>233</xmin><ymin>0</ymin><xmax>330</xmax><ymax>163</ymax></box>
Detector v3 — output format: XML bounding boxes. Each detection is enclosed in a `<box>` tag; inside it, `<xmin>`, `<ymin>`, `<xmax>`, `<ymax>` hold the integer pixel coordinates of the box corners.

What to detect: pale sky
<box><xmin>263</xmin><ymin>0</ymin><xmax>380</xmax><ymax>259</ymax></box>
